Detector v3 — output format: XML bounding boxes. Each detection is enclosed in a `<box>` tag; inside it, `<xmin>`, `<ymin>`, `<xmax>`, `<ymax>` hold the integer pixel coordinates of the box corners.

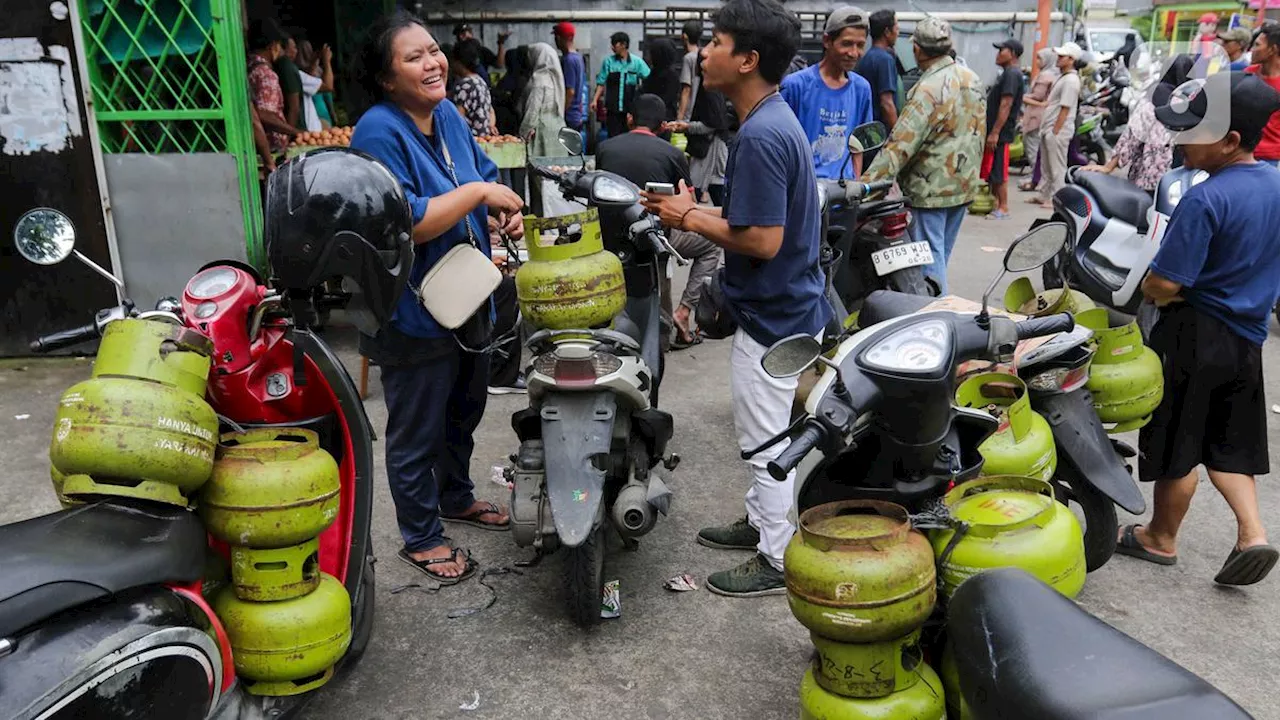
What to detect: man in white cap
<box><xmin>780</xmin><ymin>6</ymin><xmax>875</xmax><ymax>178</ymax></box>
<box><xmin>1035</xmin><ymin>41</ymin><xmax>1083</xmax><ymax>206</ymax></box>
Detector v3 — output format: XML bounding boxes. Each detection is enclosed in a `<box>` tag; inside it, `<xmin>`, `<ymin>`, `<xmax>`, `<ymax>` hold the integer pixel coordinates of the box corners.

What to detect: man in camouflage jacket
<box><xmin>863</xmin><ymin>17</ymin><xmax>985</xmax><ymax>294</ymax></box>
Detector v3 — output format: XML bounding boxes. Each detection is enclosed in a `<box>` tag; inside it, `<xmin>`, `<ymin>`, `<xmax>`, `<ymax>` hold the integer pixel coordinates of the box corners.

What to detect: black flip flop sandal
<box><xmin>1214</xmin><ymin>545</ymin><xmax>1279</xmax><ymax>586</ymax></box>
<box><xmin>397</xmin><ymin>546</ymin><xmax>478</xmax><ymax>586</ymax></box>
<box><xmin>671</xmin><ymin>332</ymin><xmax>704</xmax><ymax>351</ymax></box>
<box><xmin>442</xmin><ymin>501</ymin><xmax>510</xmax><ymax>531</ymax></box>
<box><xmin>1116</xmin><ymin>524</ymin><xmax>1177</xmax><ymax>566</ymax></box>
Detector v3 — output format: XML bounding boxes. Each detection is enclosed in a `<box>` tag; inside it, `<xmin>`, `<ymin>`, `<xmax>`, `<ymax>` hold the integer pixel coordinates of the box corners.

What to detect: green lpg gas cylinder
<box><xmin>810</xmin><ymin>629</ymin><xmax>924</xmax><ymax>698</ymax></box>
<box><xmin>229</xmin><ymin>538</ymin><xmax>321</xmax><ymax>602</ymax></box>
<box><xmin>969</xmin><ymin>186</ymin><xmax>995</xmax><ymax>216</ymax></box>
<box><xmin>199</xmin><ymin>428</ymin><xmax>341</xmax><ymax>549</ymax></box>
<box><xmin>517</xmin><ymin>209</ymin><xmax>627</xmax><ymax>330</ymax></box>
<box><xmin>1003</xmin><ymin>276</ymin><xmax>1095</xmax><ymax>317</ymax></box>
<box><xmin>49</xmin><ymin>465</ymin><xmax>81</xmax><ymax>508</ymax></box>
<box><xmin>92</xmin><ymin>317</ymin><xmax>213</xmax><ymax>397</ymax></box>
<box><xmin>50</xmin><ymin>376</ymin><xmax>218</xmax><ymax>506</ymax></box>
<box><xmin>956</xmin><ymin>373</ymin><xmax>1056</xmax><ymax>481</ymax></box>
<box><xmin>799</xmin><ymin>664</ymin><xmax>946</xmax><ymax>720</ymax></box>
<box><xmin>931</xmin><ymin>475</ymin><xmax>1085</xmax><ymax>599</ymax></box>
<box><xmin>1075</xmin><ymin>308</ymin><xmax>1163</xmax><ymax>433</ymax></box>
<box><xmin>784</xmin><ymin>501</ymin><xmax>936</xmax><ymax>643</ymax></box>
<box><xmin>212</xmin><ymin>572</ymin><xmax>352</xmax><ymax>697</ymax></box>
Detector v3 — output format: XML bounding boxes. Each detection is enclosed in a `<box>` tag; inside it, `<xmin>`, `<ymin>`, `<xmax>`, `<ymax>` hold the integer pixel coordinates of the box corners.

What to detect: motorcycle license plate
<box><xmin>871</xmin><ymin>242</ymin><xmax>933</xmax><ymax>276</ymax></box>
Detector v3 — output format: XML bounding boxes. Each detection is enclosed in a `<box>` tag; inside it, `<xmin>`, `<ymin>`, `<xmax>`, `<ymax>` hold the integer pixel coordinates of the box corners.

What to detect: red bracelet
<box><xmin>678</xmin><ymin>207</ymin><xmax>697</xmax><ymax>231</ymax></box>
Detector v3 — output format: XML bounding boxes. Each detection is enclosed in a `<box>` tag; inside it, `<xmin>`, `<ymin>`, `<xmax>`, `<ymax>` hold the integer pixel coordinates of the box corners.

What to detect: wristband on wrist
<box><xmin>678</xmin><ymin>207</ymin><xmax>697</xmax><ymax>231</ymax></box>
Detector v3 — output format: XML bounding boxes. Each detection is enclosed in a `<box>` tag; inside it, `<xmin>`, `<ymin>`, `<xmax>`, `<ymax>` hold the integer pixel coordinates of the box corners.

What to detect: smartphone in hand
<box><xmin>645</xmin><ymin>182</ymin><xmax>677</xmax><ymax>196</ymax></box>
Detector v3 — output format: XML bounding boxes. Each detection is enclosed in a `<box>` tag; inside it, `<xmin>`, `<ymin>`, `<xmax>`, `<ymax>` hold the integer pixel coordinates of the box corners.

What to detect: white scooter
<box><xmin>1041</xmin><ymin>165</ymin><xmax>1209</xmax><ymax>321</ymax></box>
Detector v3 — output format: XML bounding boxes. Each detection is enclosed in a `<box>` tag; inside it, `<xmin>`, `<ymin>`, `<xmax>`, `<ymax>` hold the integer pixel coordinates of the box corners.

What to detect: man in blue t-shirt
<box><xmin>1118</xmin><ymin>71</ymin><xmax>1280</xmax><ymax>586</ymax></box>
<box><xmin>553</xmin><ymin>22</ymin><xmax>587</xmax><ymax>130</ymax></box>
<box><xmin>642</xmin><ymin>0</ymin><xmax>831</xmax><ymax>598</ymax></box>
<box><xmin>856</xmin><ymin>9</ymin><xmax>900</xmax><ymax>129</ymax></box>
<box><xmin>781</xmin><ymin>6</ymin><xmax>875</xmax><ymax>179</ymax></box>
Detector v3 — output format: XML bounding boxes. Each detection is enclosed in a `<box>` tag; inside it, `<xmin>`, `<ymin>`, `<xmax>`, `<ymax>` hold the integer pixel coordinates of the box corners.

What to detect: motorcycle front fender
<box><xmin>541</xmin><ymin>391</ymin><xmax>617</xmax><ymax>548</ymax></box>
<box><xmin>1038</xmin><ymin>389</ymin><xmax>1147</xmax><ymax>514</ymax></box>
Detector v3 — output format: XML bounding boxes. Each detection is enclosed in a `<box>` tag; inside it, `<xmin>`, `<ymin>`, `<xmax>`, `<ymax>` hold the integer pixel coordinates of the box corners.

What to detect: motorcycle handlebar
<box><xmin>846</xmin><ymin>179</ymin><xmax>894</xmax><ymax>201</ymax></box>
<box><xmin>1015</xmin><ymin>313</ymin><xmax>1075</xmax><ymax>340</ymax></box>
<box><xmin>529</xmin><ymin>164</ymin><xmax>561</xmax><ymax>181</ymax></box>
<box><xmin>30</xmin><ymin>323</ymin><xmax>99</xmax><ymax>353</ymax></box>
<box><xmin>767</xmin><ymin>422</ymin><xmax>826</xmax><ymax>481</ymax></box>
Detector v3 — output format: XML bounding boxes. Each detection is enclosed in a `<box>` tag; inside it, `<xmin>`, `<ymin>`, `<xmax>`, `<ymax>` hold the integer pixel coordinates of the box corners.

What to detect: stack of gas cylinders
<box><xmin>1004</xmin><ymin>277</ymin><xmax>1163</xmax><ymax>433</ymax></box>
<box><xmin>785</xmin><ymin>500</ymin><xmax>946</xmax><ymax>719</ymax></box>
<box><xmin>45</xmin><ymin>315</ymin><xmax>350</xmax><ymax>697</ymax></box>
<box><xmin>200</xmin><ymin>428</ymin><xmax>351</xmax><ymax>696</ymax></box>
<box><xmin>787</xmin><ymin>480</ymin><xmax>1089</xmax><ymax>718</ymax></box>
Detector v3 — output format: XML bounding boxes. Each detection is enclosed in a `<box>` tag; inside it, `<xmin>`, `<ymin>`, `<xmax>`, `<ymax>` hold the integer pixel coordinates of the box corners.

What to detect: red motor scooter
<box><xmin>0</xmin><ymin>148</ymin><xmax>403</xmax><ymax>719</ymax></box>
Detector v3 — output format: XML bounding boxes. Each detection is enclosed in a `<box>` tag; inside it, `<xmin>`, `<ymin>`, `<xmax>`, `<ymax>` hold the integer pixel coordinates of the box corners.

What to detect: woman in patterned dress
<box><xmin>450</xmin><ymin>38</ymin><xmax>497</xmax><ymax>136</ymax></box>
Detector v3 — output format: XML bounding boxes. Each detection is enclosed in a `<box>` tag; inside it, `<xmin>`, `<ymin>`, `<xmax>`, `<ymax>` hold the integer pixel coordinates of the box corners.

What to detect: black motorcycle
<box><xmin>818</xmin><ymin>122</ymin><xmax>933</xmax><ymax>326</ymax></box>
<box><xmin>748</xmin><ymin>223</ymin><xmax>1077</xmax><ymax>515</ymax></box>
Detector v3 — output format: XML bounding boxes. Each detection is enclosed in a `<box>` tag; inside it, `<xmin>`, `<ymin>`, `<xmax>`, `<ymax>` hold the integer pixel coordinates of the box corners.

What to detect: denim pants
<box><xmin>381</xmin><ymin>346</ymin><xmax>490</xmax><ymax>552</ymax></box>
<box><xmin>909</xmin><ymin>205</ymin><xmax>967</xmax><ymax>295</ymax></box>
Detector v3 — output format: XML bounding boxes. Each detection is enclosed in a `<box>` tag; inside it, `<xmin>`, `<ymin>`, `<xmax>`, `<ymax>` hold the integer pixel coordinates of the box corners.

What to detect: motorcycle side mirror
<box><xmin>848</xmin><ymin>121</ymin><xmax>888</xmax><ymax>155</ymax></box>
<box><xmin>13</xmin><ymin>208</ymin><xmax>124</xmax><ymax>288</ymax></box>
<box><xmin>977</xmin><ymin>221</ymin><xmax>1070</xmax><ymax>326</ymax></box>
<box><xmin>1004</xmin><ymin>221</ymin><xmax>1069</xmax><ymax>273</ymax></box>
<box><xmin>761</xmin><ymin>334</ymin><xmax>825</xmax><ymax>379</ymax></box>
<box><xmin>558</xmin><ymin>127</ymin><xmax>584</xmax><ymax>156</ymax></box>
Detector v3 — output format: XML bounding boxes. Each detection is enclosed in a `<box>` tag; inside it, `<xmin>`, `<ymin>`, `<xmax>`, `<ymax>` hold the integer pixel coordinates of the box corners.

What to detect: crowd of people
<box><xmin>246</xmin><ymin>3</ymin><xmax>1280</xmax><ymax>590</ymax></box>
<box><xmin>245</xmin><ymin>19</ymin><xmax>338</xmax><ymax>173</ymax></box>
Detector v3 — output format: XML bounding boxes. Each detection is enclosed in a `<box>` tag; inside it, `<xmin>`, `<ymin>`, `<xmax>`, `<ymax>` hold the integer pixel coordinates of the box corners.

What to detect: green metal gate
<box><xmin>77</xmin><ymin>0</ymin><xmax>262</xmax><ymax>265</ymax></box>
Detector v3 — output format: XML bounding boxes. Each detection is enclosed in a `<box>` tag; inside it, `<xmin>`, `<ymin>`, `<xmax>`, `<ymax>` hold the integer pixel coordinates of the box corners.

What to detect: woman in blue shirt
<box><xmin>351</xmin><ymin>11</ymin><xmax>525</xmax><ymax>585</ymax></box>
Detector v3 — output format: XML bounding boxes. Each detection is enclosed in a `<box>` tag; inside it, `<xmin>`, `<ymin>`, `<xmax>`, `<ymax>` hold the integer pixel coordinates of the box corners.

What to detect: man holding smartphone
<box><xmin>642</xmin><ymin>0</ymin><xmax>830</xmax><ymax>597</ymax></box>
<box><xmin>597</xmin><ymin>94</ymin><xmax>723</xmax><ymax>349</ymax></box>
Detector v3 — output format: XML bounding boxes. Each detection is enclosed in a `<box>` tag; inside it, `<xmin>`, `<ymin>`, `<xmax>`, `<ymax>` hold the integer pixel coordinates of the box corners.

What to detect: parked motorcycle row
<box><xmin>0</xmin><ymin>120</ymin><xmax>1252</xmax><ymax>718</ymax></box>
<box><xmin>767</xmin><ymin>223</ymin><xmax>1249</xmax><ymax>718</ymax></box>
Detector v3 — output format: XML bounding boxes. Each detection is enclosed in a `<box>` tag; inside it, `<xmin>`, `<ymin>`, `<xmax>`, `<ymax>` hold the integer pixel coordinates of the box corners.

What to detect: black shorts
<box><xmin>1138</xmin><ymin>304</ymin><xmax>1269</xmax><ymax>481</ymax></box>
<box><xmin>988</xmin><ymin>142</ymin><xmax>1009</xmax><ymax>185</ymax></box>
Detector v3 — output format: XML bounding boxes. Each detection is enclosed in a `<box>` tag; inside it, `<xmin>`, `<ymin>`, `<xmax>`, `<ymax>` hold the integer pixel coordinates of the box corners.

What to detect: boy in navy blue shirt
<box><xmin>1118</xmin><ymin>71</ymin><xmax>1280</xmax><ymax>586</ymax></box>
<box><xmin>642</xmin><ymin>0</ymin><xmax>830</xmax><ymax>597</ymax></box>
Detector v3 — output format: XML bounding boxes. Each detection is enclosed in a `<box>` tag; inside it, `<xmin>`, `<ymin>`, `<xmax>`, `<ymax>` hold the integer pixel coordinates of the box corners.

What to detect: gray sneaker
<box><xmin>697</xmin><ymin>517</ymin><xmax>759</xmax><ymax>550</ymax></box>
<box><xmin>707</xmin><ymin>554</ymin><xmax>787</xmax><ymax>597</ymax></box>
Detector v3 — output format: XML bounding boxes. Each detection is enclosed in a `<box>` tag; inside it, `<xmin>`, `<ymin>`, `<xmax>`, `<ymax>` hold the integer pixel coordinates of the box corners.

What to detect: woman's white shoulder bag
<box><xmin>414</xmin><ymin>133</ymin><xmax>502</xmax><ymax>329</ymax></box>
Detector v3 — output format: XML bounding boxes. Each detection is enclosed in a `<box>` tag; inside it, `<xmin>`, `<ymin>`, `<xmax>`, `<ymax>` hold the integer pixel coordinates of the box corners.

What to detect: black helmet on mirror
<box><xmin>265</xmin><ymin>147</ymin><xmax>413</xmax><ymax>335</ymax></box>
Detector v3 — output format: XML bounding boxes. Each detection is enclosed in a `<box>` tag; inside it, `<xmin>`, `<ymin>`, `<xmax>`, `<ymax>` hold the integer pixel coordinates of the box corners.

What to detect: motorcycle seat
<box><xmin>0</xmin><ymin>501</ymin><xmax>205</xmax><ymax>638</ymax></box>
<box><xmin>948</xmin><ymin>568</ymin><xmax>1253</xmax><ymax>720</ymax></box>
<box><xmin>1073</xmin><ymin>170</ymin><xmax>1152</xmax><ymax>233</ymax></box>
<box><xmin>858</xmin><ymin>289</ymin><xmax>935</xmax><ymax>327</ymax></box>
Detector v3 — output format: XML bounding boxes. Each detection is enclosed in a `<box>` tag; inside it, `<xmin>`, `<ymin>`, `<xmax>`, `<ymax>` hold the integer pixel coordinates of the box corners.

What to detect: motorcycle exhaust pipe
<box><xmin>612</xmin><ymin>483</ymin><xmax>656</xmax><ymax>537</ymax></box>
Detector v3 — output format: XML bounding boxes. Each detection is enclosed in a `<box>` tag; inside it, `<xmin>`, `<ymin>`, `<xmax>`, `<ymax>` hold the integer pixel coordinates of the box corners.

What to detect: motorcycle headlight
<box><xmin>859</xmin><ymin>318</ymin><xmax>952</xmax><ymax>375</ymax></box>
<box><xmin>592</xmin><ymin>175</ymin><xmax>640</xmax><ymax>205</ymax></box>
<box><xmin>1167</xmin><ymin>180</ymin><xmax>1184</xmax><ymax>208</ymax></box>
